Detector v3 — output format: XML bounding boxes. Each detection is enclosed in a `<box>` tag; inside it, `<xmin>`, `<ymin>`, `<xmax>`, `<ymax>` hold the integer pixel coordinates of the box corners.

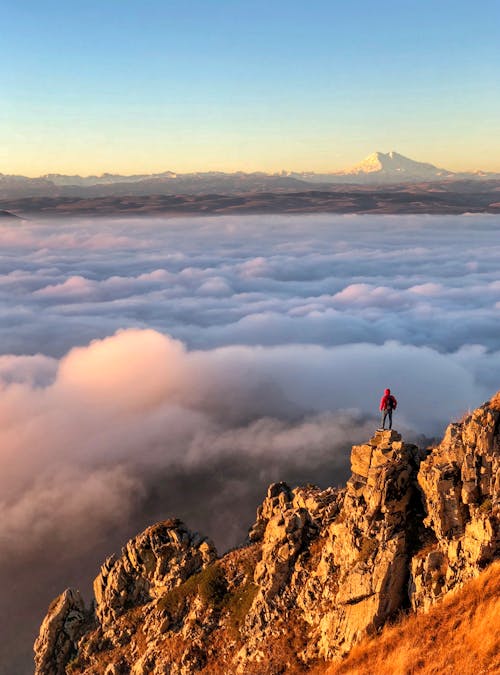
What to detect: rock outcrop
<box><xmin>34</xmin><ymin>396</ymin><xmax>500</xmax><ymax>675</ymax></box>
<box><xmin>410</xmin><ymin>400</ymin><xmax>499</xmax><ymax>610</ymax></box>
<box><xmin>304</xmin><ymin>430</ymin><xmax>422</xmax><ymax>660</ymax></box>
<box><xmin>94</xmin><ymin>518</ymin><xmax>216</xmax><ymax>627</ymax></box>
<box><xmin>34</xmin><ymin>589</ymin><xmax>90</xmax><ymax>675</ymax></box>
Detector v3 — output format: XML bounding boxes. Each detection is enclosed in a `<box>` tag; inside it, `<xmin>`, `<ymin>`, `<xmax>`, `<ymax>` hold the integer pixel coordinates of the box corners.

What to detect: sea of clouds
<box><xmin>1</xmin><ymin>213</ymin><xmax>500</xmax><ymax>672</ymax></box>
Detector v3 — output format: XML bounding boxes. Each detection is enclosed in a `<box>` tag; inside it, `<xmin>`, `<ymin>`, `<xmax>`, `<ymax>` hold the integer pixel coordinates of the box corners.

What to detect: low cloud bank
<box><xmin>0</xmin><ymin>328</ymin><xmax>495</xmax><ymax>566</ymax></box>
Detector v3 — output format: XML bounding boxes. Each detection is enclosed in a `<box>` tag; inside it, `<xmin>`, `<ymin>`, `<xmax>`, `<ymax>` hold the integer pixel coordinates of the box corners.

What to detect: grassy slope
<box><xmin>318</xmin><ymin>561</ymin><xmax>500</xmax><ymax>675</ymax></box>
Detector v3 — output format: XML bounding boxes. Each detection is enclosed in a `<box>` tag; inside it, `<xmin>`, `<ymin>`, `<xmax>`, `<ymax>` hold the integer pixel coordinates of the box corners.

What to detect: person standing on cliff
<box><xmin>379</xmin><ymin>388</ymin><xmax>397</xmax><ymax>430</ymax></box>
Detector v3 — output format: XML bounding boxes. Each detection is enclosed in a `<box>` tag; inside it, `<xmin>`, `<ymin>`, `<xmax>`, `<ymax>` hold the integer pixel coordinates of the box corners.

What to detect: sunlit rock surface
<box><xmin>34</xmin><ymin>396</ymin><xmax>499</xmax><ymax>674</ymax></box>
<box><xmin>410</xmin><ymin>400</ymin><xmax>499</xmax><ymax>610</ymax></box>
<box><xmin>34</xmin><ymin>589</ymin><xmax>89</xmax><ymax>675</ymax></box>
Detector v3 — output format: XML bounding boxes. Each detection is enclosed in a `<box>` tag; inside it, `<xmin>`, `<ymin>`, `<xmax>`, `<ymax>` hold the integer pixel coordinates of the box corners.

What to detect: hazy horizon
<box><xmin>3</xmin><ymin>1</ymin><xmax>500</xmax><ymax>176</ymax></box>
<box><xmin>2</xmin><ymin>148</ymin><xmax>499</xmax><ymax>179</ymax></box>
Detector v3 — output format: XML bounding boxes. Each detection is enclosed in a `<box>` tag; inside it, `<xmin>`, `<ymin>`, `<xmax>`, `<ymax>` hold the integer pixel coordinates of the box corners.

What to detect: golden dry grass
<box><xmin>319</xmin><ymin>561</ymin><xmax>500</xmax><ymax>675</ymax></box>
<box><xmin>70</xmin><ymin>555</ymin><xmax>500</xmax><ymax>675</ymax></box>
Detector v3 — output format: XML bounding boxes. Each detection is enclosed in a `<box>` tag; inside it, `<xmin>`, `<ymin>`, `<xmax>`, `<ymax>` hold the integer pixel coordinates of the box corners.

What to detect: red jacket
<box><xmin>380</xmin><ymin>388</ymin><xmax>397</xmax><ymax>411</ymax></box>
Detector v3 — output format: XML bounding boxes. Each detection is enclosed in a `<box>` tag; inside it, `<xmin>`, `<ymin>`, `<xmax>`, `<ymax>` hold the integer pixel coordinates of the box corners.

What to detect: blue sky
<box><xmin>2</xmin><ymin>0</ymin><xmax>499</xmax><ymax>174</ymax></box>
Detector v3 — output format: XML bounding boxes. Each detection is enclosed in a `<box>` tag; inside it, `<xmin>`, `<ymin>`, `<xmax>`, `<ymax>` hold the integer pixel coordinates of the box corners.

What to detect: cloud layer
<box><xmin>1</xmin><ymin>213</ymin><xmax>500</xmax><ymax>673</ymax></box>
<box><xmin>1</xmin><ymin>214</ymin><xmax>500</xmax><ymax>357</ymax></box>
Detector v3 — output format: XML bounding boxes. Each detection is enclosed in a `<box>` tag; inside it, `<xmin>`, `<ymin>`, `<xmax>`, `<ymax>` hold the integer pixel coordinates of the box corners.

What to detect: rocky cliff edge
<box><xmin>34</xmin><ymin>396</ymin><xmax>500</xmax><ymax>675</ymax></box>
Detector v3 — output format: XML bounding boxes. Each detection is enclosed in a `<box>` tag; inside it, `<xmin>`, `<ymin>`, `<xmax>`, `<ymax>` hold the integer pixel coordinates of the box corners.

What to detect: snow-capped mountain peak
<box><xmin>337</xmin><ymin>151</ymin><xmax>453</xmax><ymax>181</ymax></box>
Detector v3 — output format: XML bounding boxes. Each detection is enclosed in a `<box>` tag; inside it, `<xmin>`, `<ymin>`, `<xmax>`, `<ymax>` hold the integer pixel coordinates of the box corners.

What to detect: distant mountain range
<box><xmin>1</xmin><ymin>152</ymin><xmax>499</xmax><ymax>199</ymax></box>
<box><xmin>288</xmin><ymin>151</ymin><xmax>499</xmax><ymax>184</ymax></box>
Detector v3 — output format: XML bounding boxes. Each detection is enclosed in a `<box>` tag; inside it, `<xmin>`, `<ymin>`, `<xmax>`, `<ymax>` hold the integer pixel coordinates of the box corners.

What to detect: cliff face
<box><xmin>34</xmin><ymin>397</ymin><xmax>500</xmax><ymax>675</ymax></box>
<box><xmin>410</xmin><ymin>400</ymin><xmax>499</xmax><ymax>610</ymax></box>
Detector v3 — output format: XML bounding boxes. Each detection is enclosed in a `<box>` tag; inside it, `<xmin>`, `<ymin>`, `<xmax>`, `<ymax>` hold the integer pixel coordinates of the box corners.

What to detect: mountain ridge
<box><xmin>34</xmin><ymin>394</ymin><xmax>500</xmax><ymax>674</ymax></box>
<box><xmin>2</xmin><ymin>152</ymin><xmax>500</xmax><ymax>200</ymax></box>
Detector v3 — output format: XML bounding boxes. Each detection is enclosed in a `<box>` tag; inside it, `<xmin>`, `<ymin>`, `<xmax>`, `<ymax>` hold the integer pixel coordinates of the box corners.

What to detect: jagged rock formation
<box><xmin>302</xmin><ymin>430</ymin><xmax>423</xmax><ymax>660</ymax></box>
<box><xmin>33</xmin><ymin>590</ymin><xmax>90</xmax><ymax>675</ymax></box>
<box><xmin>410</xmin><ymin>400</ymin><xmax>499</xmax><ymax>610</ymax></box>
<box><xmin>34</xmin><ymin>397</ymin><xmax>500</xmax><ymax>675</ymax></box>
<box><xmin>94</xmin><ymin>518</ymin><xmax>216</xmax><ymax>628</ymax></box>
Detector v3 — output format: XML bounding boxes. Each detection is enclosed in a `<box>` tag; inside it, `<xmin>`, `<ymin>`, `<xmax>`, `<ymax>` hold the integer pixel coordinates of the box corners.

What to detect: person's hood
<box><xmin>384</xmin><ymin>388</ymin><xmax>391</xmax><ymax>395</ymax></box>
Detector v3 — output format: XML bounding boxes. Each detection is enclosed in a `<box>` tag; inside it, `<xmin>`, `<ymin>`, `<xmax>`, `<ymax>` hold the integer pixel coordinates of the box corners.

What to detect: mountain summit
<box><xmin>34</xmin><ymin>394</ymin><xmax>499</xmax><ymax>675</ymax></box>
<box><xmin>289</xmin><ymin>150</ymin><xmax>493</xmax><ymax>185</ymax></box>
<box><xmin>1</xmin><ymin>152</ymin><xmax>499</xmax><ymax>201</ymax></box>
<box><xmin>335</xmin><ymin>150</ymin><xmax>453</xmax><ymax>181</ymax></box>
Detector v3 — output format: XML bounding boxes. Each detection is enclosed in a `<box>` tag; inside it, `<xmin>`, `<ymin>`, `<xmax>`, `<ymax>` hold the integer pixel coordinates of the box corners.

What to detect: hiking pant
<box><xmin>381</xmin><ymin>409</ymin><xmax>393</xmax><ymax>429</ymax></box>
